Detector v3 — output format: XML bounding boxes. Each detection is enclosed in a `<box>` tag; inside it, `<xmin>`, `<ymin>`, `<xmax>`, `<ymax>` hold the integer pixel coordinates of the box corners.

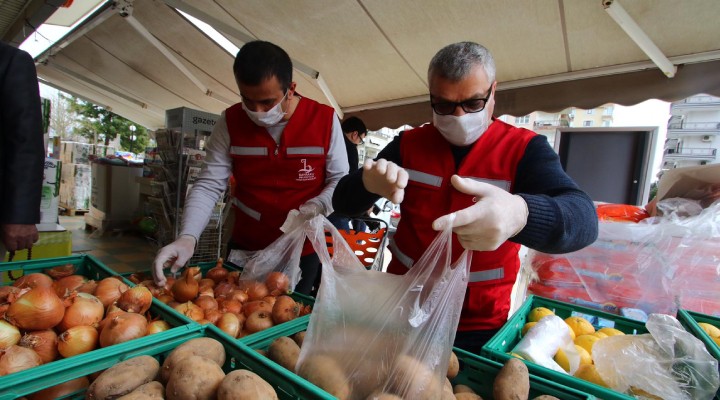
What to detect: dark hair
<box><xmin>341</xmin><ymin>116</ymin><xmax>367</xmax><ymax>135</ymax></box>
<box><xmin>233</xmin><ymin>41</ymin><xmax>293</xmax><ymax>91</ymax></box>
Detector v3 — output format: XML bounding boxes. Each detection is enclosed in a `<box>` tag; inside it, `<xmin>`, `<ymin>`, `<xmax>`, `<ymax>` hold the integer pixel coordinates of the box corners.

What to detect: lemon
<box><xmin>574</xmin><ymin>364</ymin><xmax>609</xmax><ymax>387</ymax></box>
<box><xmin>509</xmin><ymin>352</ymin><xmax>524</xmax><ymax>360</ymax></box>
<box><xmin>574</xmin><ymin>334</ymin><xmax>601</xmax><ymax>356</ymax></box>
<box><xmin>593</xmin><ymin>331</ymin><xmax>608</xmax><ymax>339</ymax></box>
<box><xmin>528</xmin><ymin>307</ymin><xmax>554</xmax><ymax>323</ymax></box>
<box><xmin>553</xmin><ymin>348</ymin><xmax>572</xmax><ymax>372</ymax></box>
<box><xmin>521</xmin><ymin>322</ymin><xmax>537</xmax><ymax>336</ymax></box>
<box><xmin>713</xmin><ymin>337</ymin><xmax>720</xmax><ymax>347</ymax></box>
<box><xmin>697</xmin><ymin>322</ymin><xmax>720</xmax><ymax>338</ymax></box>
<box><xmin>598</xmin><ymin>327</ymin><xmax>625</xmax><ymax>336</ymax></box>
<box><xmin>629</xmin><ymin>387</ymin><xmax>663</xmax><ymax>399</ymax></box>
<box><xmin>565</xmin><ymin>316</ymin><xmax>595</xmax><ymax>336</ymax></box>
<box><xmin>575</xmin><ymin>345</ymin><xmax>593</xmax><ymax>366</ymax></box>
<box><xmin>565</xmin><ymin>324</ymin><xmax>576</xmax><ymax>341</ymax></box>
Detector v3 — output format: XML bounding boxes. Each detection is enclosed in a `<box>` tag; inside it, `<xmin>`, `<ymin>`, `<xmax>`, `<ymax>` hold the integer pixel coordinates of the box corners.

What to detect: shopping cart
<box><xmin>326</xmin><ymin>217</ymin><xmax>389</xmax><ymax>271</ymax></box>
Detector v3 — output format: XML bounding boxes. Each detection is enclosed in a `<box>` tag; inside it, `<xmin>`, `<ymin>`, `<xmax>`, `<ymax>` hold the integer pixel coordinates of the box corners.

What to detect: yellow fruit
<box><xmin>553</xmin><ymin>349</ymin><xmax>571</xmax><ymax>372</ymax></box>
<box><xmin>593</xmin><ymin>332</ymin><xmax>608</xmax><ymax>339</ymax></box>
<box><xmin>598</xmin><ymin>327</ymin><xmax>624</xmax><ymax>337</ymax></box>
<box><xmin>630</xmin><ymin>387</ymin><xmax>663</xmax><ymax>399</ymax></box>
<box><xmin>697</xmin><ymin>322</ymin><xmax>720</xmax><ymax>338</ymax></box>
<box><xmin>521</xmin><ymin>322</ymin><xmax>537</xmax><ymax>336</ymax></box>
<box><xmin>565</xmin><ymin>317</ymin><xmax>595</xmax><ymax>337</ymax></box>
<box><xmin>575</xmin><ymin>345</ymin><xmax>593</xmax><ymax>366</ymax></box>
<box><xmin>509</xmin><ymin>352</ymin><xmax>524</xmax><ymax>360</ymax></box>
<box><xmin>712</xmin><ymin>337</ymin><xmax>720</xmax><ymax>347</ymax></box>
<box><xmin>565</xmin><ymin>324</ymin><xmax>576</xmax><ymax>341</ymax></box>
<box><xmin>528</xmin><ymin>307</ymin><xmax>554</xmax><ymax>323</ymax></box>
<box><xmin>574</xmin><ymin>334</ymin><xmax>601</xmax><ymax>356</ymax></box>
<box><xmin>574</xmin><ymin>364</ymin><xmax>609</xmax><ymax>387</ymax></box>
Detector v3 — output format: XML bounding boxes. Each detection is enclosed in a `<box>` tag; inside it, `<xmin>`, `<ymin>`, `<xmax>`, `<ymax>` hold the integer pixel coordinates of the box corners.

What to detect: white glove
<box><xmin>152</xmin><ymin>235</ymin><xmax>196</xmax><ymax>286</ymax></box>
<box><xmin>432</xmin><ymin>175</ymin><xmax>528</xmax><ymax>251</ymax></box>
<box><xmin>299</xmin><ymin>201</ymin><xmax>322</xmax><ymax>219</ymax></box>
<box><xmin>361</xmin><ymin>158</ymin><xmax>408</xmax><ymax>204</ymax></box>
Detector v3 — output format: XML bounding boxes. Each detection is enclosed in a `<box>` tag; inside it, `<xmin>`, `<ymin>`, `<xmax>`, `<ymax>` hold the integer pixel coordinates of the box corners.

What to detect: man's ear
<box><xmin>287</xmin><ymin>82</ymin><xmax>297</xmax><ymax>99</ymax></box>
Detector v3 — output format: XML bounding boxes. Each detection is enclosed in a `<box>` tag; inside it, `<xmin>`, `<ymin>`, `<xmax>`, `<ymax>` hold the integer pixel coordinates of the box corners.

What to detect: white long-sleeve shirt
<box><xmin>179</xmin><ymin>108</ymin><xmax>349</xmax><ymax>241</ymax></box>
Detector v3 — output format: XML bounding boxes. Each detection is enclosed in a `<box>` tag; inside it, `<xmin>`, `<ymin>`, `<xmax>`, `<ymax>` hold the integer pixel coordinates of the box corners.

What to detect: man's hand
<box><xmin>432</xmin><ymin>175</ymin><xmax>528</xmax><ymax>251</ymax></box>
<box><xmin>299</xmin><ymin>201</ymin><xmax>322</xmax><ymax>219</ymax></box>
<box><xmin>361</xmin><ymin>159</ymin><xmax>408</xmax><ymax>204</ymax></box>
<box><xmin>1</xmin><ymin>224</ymin><xmax>39</xmax><ymax>252</ymax></box>
<box><xmin>152</xmin><ymin>235</ymin><xmax>196</xmax><ymax>286</ymax></box>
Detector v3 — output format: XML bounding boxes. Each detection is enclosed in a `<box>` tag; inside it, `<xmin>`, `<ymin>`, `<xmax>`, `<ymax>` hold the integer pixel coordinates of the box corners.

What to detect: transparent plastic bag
<box><xmin>512</xmin><ymin>315</ymin><xmax>580</xmax><ymax>374</ymax></box>
<box><xmin>594</xmin><ymin>313</ymin><xmax>720</xmax><ymax>400</ymax></box>
<box><xmin>296</xmin><ymin>214</ymin><xmax>471</xmax><ymax>400</ymax></box>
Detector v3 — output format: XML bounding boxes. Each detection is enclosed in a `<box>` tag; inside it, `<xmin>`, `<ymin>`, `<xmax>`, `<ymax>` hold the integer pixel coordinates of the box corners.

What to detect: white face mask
<box><xmin>433</xmin><ymin>107</ymin><xmax>490</xmax><ymax>146</ymax></box>
<box><xmin>242</xmin><ymin>91</ymin><xmax>288</xmax><ymax>127</ymax></box>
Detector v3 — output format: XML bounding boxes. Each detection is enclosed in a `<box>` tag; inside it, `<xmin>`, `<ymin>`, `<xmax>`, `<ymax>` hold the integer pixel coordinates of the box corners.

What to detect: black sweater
<box><xmin>332</xmin><ymin>132</ymin><xmax>598</xmax><ymax>254</ymax></box>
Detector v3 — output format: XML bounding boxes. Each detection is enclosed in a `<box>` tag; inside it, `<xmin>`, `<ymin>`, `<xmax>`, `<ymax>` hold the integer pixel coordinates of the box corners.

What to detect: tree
<box><xmin>48</xmin><ymin>93</ymin><xmax>77</xmax><ymax>140</ymax></box>
<box><xmin>68</xmin><ymin>97</ymin><xmax>149</xmax><ymax>155</ymax></box>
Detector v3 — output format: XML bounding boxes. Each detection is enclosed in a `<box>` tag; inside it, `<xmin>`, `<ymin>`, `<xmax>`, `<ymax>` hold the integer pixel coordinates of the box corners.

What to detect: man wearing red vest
<box><xmin>152</xmin><ymin>41</ymin><xmax>348</xmax><ymax>295</ymax></box>
<box><xmin>333</xmin><ymin>42</ymin><xmax>598</xmax><ymax>353</ymax></box>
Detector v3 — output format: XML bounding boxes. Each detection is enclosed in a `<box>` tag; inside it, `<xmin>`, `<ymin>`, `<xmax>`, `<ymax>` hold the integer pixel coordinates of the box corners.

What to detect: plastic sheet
<box><xmin>594</xmin><ymin>313</ymin><xmax>720</xmax><ymax>400</ymax></box>
<box><xmin>596</xmin><ymin>203</ymin><xmax>650</xmax><ymax>223</ymax></box>
<box><xmin>296</xmin><ymin>214</ymin><xmax>471</xmax><ymax>400</ymax></box>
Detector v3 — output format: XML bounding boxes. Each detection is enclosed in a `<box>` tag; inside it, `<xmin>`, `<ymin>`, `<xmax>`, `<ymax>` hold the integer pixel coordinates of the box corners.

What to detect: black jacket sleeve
<box><xmin>0</xmin><ymin>44</ymin><xmax>45</xmax><ymax>224</ymax></box>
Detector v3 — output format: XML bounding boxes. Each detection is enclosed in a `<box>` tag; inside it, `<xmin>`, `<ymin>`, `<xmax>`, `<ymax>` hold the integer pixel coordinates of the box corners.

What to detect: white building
<box><xmin>662</xmin><ymin>94</ymin><xmax>720</xmax><ymax>171</ymax></box>
<box><xmin>358</xmin><ymin>125</ymin><xmax>411</xmax><ymax>165</ymax></box>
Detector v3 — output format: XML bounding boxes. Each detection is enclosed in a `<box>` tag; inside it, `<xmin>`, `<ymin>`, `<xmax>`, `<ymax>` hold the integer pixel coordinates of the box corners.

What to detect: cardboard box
<box><xmin>40</xmin><ymin>158</ymin><xmax>61</xmax><ymax>224</ymax></box>
<box><xmin>60</xmin><ymin>141</ymin><xmax>93</xmax><ymax>165</ymax></box>
<box><xmin>59</xmin><ymin>163</ymin><xmax>92</xmax><ymax>210</ymax></box>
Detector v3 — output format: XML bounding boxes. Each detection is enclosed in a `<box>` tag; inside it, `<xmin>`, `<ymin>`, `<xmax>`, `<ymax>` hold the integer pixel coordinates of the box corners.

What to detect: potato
<box><xmin>453</xmin><ymin>384</ymin><xmax>476</xmax><ymax>394</ymax></box>
<box><xmin>166</xmin><ymin>355</ymin><xmax>225</xmax><ymax>400</ymax></box>
<box><xmin>493</xmin><ymin>358</ymin><xmax>529</xmax><ymax>400</ymax></box>
<box><xmin>161</xmin><ymin>338</ymin><xmax>225</xmax><ymax>382</ymax></box>
<box><xmin>442</xmin><ymin>378</ymin><xmax>455</xmax><ymax>400</ymax></box>
<box><xmin>532</xmin><ymin>396</ymin><xmax>560</xmax><ymax>400</ymax></box>
<box><xmin>447</xmin><ymin>351</ymin><xmax>459</xmax><ymax>379</ymax></box>
<box><xmin>117</xmin><ymin>381</ymin><xmax>164</xmax><ymax>399</ymax></box>
<box><xmin>455</xmin><ymin>393</ymin><xmax>483</xmax><ymax>399</ymax></box>
<box><xmin>256</xmin><ymin>349</ymin><xmax>268</xmax><ymax>357</ymax></box>
<box><xmin>365</xmin><ymin>393</ymin><xmax>403</xmax><ymax>400</ymax></box>
<box><xmin>386</xmin><ymin>355</ymin><xmax>442</xmax><ymax>400</ymax></box>
<box><xmin>297</xmin><ymin>355</ymin><xmax>350</xmax><ymax>400</ymax></box>
<box><xmin>267</xmin><ymin>337</ymin><xmax>300</xmax><ymax>371</ymax></box>
<box><xmin>292</xmin><ymin>331</ymin><xmax>306</xmax><ymax>347</ymax></box>
<box><xmin>217</xmin><ymin>370</ymin><xmax>278</xmax><ymax>400</ymax></box>
<box><xmin>87</xmin><ymin>356</ymin><xmax>160</xmax><ymax>399</ymax></box>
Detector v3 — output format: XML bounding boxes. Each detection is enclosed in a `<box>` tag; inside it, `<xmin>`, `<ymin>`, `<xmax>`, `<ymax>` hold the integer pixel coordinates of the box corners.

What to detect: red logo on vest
<box><xmin>297</xmin><ymin>159</ymin><xmax>317</xmax><ymax>182</ymax></box>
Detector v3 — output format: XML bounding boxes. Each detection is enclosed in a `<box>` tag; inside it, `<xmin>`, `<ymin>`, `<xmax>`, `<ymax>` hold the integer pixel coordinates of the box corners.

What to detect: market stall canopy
<box><xmin>23</xmin><ymin>0</ymin><xmax>720</xmax><ymax>130</ymax></box>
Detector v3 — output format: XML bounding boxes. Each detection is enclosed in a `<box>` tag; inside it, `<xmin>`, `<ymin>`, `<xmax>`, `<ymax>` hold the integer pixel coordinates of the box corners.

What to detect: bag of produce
<box><xmin>296</xmin><ymin>214</ymin><xmax>471</xmax><ymax>400</ymax></box>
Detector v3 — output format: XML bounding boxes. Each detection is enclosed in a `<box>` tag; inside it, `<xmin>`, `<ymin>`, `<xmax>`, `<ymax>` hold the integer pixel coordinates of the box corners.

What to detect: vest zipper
<box><xmin>274</xmin><ymin>145</ymin><xmax>279</xmax><ymax>156</ymax></box>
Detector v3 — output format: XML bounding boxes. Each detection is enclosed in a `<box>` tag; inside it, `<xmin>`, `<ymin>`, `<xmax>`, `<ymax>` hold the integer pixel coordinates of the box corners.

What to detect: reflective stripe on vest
<box><xmin>389</xmin><ymin>237</ymin><xmax>414</xmax><ymax>268</ymax></box>
<box><xmin>406</xmin><ymin>169</ymin><xmax>443</xmax><ymax>187</ymax></box>
<box><xmin>287</xmin><ymin>146</ymin><xmax>324</xmax><ymax>155</ymax></box>
<box><xmin>232</xmin><ymin>198</ymin><xmax>261</xmax><ymax>221</ymax></box>
<box><xmin>230</xmin><ymin>146</ymin><xmax>268</xmax><ymax>156</ymax></box>
<box><xmin>469</xmin><ymin>267</ymin><xmax>504</xmax><ymax>282</ymax></box>
<box><xmin>463</xmin><ymin>176</ymin><xmax>511</xmax><ymax>191</ymax></box>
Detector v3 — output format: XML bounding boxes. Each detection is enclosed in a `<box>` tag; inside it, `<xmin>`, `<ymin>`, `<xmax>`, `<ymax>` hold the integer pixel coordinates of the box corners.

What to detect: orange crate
<box><xmin>326</xmin><ymin>217</ymin><xmax>388</xmax><ymax>270</ymax></box>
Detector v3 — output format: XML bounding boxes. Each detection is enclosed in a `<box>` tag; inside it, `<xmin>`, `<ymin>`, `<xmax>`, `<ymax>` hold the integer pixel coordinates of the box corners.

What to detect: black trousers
<box><xmin>453</xmin><ymin>328</ymin><xmax>500</xmax><ymax>355</ymax></box>
<box><xmin>294</xmin><ymin>252</ymin><xmax>322</xmax><ymax>297</ymax></box>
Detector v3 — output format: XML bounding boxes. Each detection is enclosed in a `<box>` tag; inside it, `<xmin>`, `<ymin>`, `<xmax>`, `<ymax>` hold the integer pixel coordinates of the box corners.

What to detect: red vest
<box><xmin>390</xmin><ymin>120</ymin><xmax>535</xmax><ymax>331</ymax></box>
<box><xmin>226</xmin><ymin>97</ymin><xmax>334</xmax><ymax>255</ymax></box>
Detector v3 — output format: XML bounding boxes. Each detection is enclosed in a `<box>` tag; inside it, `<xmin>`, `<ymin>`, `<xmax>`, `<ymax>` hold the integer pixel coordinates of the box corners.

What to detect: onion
<box><xmin>199</xmin><ymin>278</ymin><xmax>216</xmax><ymax>289</ymax></box>
<box><xmin>106</xmin><ymin>303</ymin><xmax>123</xmax><ymax>315</ymax></box>
<box><xmin>173</xmin><ymin>302</ymin><xmax>204</xmax><ymax>322</ymax></box>
<box><xmin>299</xmin><ymin>303</ymin><xmax>312</xmax><ymax>316</ymax></box>
<box><xmin>58</xmin><ymin>293</ymin><xmax>104</xmax><ymax>331</ymax></box>
<box><xmin>94</xmin><ymin>277</ymin><xmax>129</xmax><ymax>308</ymax></box>
<box><xmin>227</xmin><ymin>271</ymin><xmax>240</xmax><ymax>284</ymax></box>
<box><xmin>231</xmin><ymin>290</ymin><xmax>249</xmax><ymax>304</ymax></box>
<box><xmin>58</xmin><ymin>326</ymin><xmax>98</xmax><ymax>357</ymax></box>
<box><xmin>0</xmin><ymin>320</ymin><xmax>21</xmax><ymax>348</ymax></box>
<box><xmin>163</xmin><ymin>276</ymin><xmax>176</xmax><ymax>292</ymax></box>
<box><xmin>199</xmin><ymin>286</ymin><xmax>214</xmax><ymax>298</ymax></box>
<box><xmin>52</xmin><ymin>275</ymin><xmax>87</xmax><ymax>298</ymax></box>
<box><xmin>44</xmin><ymin>264</ymin><xmax>75</xmax><ymax>279</ymax></box>
<box><xmin>5</xmin><ymin>287</ymin><xmax>65</xmax><ymax>330</ymax></box>
<box><xmin>194</xmin><ymin>295</ymin><xmax>218</xmax><ymax>311</ymax></box>
<box><xmin>242</xmin><ymin>300</ymin><xmax>272</xmax><ymax>318</ymax></box>
<box><xmin>128</xmin><ymin>273</ymin><xmax>144</xmax><ymax>284</ymax></box>
<box><xmin>271</xmin><ymin>295</ymin><xmax>300</xmax><ymax>324</ymax></box>
<box><xmin>77</xmin><ymin>279</ymin><xmax>98</xmax><ymax>295</ymax></box>
<box><xmin>146</xmin><ymin>320</ymin><xmax>171</xmax><ymax>335</ymax></box>
<box><xmin>204</xmin><ymin>309</ymin><xmax>223</xmax><ymax>325</ymax></box>
<box><xmin>27</xmin><ymin>376</ymin><xmax>89</xmax><ymax>400</ymax></box>
<box><xmin>157</xmin><ymin>294</ymin><xmax>174</xmax><ymax>304</ymax></box>
<box><xmin>12</xmin><ymin>273</ymin><xmax>53</xmax><ymax>289</ymax></box>
<box><xmin>265</xmin><ymin>271</ymin><xmax>290</xmax><ymax>295</ymax></box>
<box><xmin>244</xmin><ymin>311</ymin><xmax>274</xmax><ymax>333</ymax></box>
<box><xmin>0</xmin><ymin>304</ymin><xmax>7</xmax><ymax>319</ymax></box>
<box><xmin>216</xmin><ymin>313</ymin><xmax>240</xmax><ymax>337</ymax></box>
<box><xmin>246</xmin><ymin>281</ymin><xmax>269</xmax><ymax>301</ymax></box>
<box><xmin>0</xmin><ymin>286</ymin><xmax>21</xmax><ymax>304</ymax></box>
<box><xmin>99</xmin><ymin>313</ymin><xmax>147</xmax><ymax>347</ymax></box>
<box><xmin>19</xmin><ymin>330</ymin><xmax>58</xmax><ymax>364</ymax></box>
<box><xmin>117</xmin><ymin>286</ymin><xmax>153</xmax><ymax>314</ymax></box>
<box><xmin>206</xmin><ymin>260</ymin><xmax>228</xmax><ymax>284</ymax></box>
<box><xmin>171</xmin><ymin>271</ymin><xmax>198</xmax><ymax>302</ymax></box>
<box><xmin>0</xmin><ymin>345</ymin><xmax>42</xmax><ymax>376</ymax></box>
<box><xmin>220</xmin><ymin>299</ymin><xmax>242</xmax><ymax>315</ymax></box>
<box><xmin>213</xmin><ymin>282</ymin><xmax>235</xmax><ymax>298</ymax></box>
<box><xmin>186</xmin><ymin>266</ymin><xmax>202</xmax><ymax>281</ymax></box>
<box><xmin>262</xmin><ymin>296</ymin><xmax>277</xmax><ymax>306</ymax></box>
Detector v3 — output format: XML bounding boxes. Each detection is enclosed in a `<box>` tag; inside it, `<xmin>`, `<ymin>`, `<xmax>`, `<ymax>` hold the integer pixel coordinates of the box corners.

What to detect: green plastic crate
<box><xmin>482</xmin><ymin>295</ymin><xmax>649</xmax><ymax>400</ymax></box>
<box><xmin>0</xmin><ymin>255</ymin><xmax>197</xmax><ymax>400</ymax></box>
<box><xmin>453</xmin><ymin>348</ymin><xmax>596</xmax><ymax>399</ymax></box>
<box><xmin>678</xmin><ymin>309</ymin><xmax>720</xmax><ymax>362</ymax></box>
<box><xmin>26</xmin><ymin>324</ymin><xmax>331</xmax><ymax>400</ymax></box>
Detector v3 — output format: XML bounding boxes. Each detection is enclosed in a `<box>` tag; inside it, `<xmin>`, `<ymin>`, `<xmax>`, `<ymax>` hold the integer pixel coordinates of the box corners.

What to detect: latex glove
<box><xmin>432</xmin><ymin>175</ymin><xmax>528</xmax><ymax>251</ymax></box>
<box><xmin>152</xmin><ymin>235</ymin><xmax>196</xmax><ymax>286</ymax></box>
<box><xmin>1</xmin><ymin>224</ymin><xmax>39</xmax><ymax>252</ymax></box>
<box><xmin>361</xmin><ymin>158</ymin><xmax>408</xmax><ymax>204</ymax></box>
<box><xmin>299</xmin><ymin>201</ymin><xmax>322</xmax><ymax>219</ymax></box>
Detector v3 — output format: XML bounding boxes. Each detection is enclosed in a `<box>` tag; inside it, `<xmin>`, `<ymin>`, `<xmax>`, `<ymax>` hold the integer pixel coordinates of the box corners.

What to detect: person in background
<box><xmin>328</xmin><ymin>116</ymin><xmax>369</xmax><ymax>232</ymax></box>
<box><xmin>332</xmin><ymin>41</ymin><xmax>598</xmax><ymax>353</ymax></box>
<box><xmin>0</xmin><ymin>42</ymin><xmax>44</xmax><ymax>260</ymax></box>
<box><xmin>152</xmin><ymin>41</ymin><xmax>348</xmax><ymax>296</ymax></box>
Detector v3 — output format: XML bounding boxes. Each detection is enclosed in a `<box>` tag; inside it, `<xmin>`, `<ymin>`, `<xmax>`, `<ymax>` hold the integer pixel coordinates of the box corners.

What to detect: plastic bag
<box><xmin>596</xmin><ymin>203</ymin><xmax>651</xmax><ymax>223</ymax></box>
<box><xmin>594</xmin><ymin>314</ymin><xmax>720</xmax><ymax>400</ymax></box>
<box><xmin>296</xmin><ymin>214</ymin><xmax>471</xmax><ymax>400</ymax></box>
<box><xmin>512</xmin><ymin>315</ymin><xmax>580</xmax><ymax>374</ymax></box>
<box><xmin>227</xmin><ymin>210</ymin><xmax>309</xmax><ymax>291</ymax></box>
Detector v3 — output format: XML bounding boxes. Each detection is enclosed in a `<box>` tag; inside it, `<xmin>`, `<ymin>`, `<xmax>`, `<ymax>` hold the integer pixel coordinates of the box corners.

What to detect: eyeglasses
<box><xmin>358</xmin><ymin>132</ymin><xmax>367</xmax><ymax>145</ymax></box>
<box><xmin>430</xmin><ymin>87</ymin><xmax>493</xmax><ymax>115</ymax></box>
